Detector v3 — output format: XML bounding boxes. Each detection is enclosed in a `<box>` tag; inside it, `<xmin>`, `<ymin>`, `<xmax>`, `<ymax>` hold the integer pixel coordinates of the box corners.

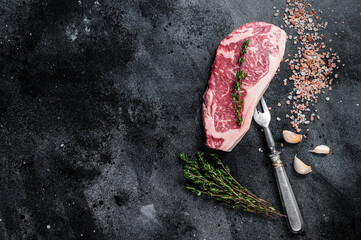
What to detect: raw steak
<box><xmin>203</xmin><ymin>22</ymin><xmax>287</xmax><ymax>152</ymax></box>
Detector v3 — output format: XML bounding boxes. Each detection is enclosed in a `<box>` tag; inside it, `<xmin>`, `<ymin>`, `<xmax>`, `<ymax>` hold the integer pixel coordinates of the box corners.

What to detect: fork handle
<box><xmin>269</xmin><ymin>151</ymin><xmax>304</xmax><ymax>233</ymax></box>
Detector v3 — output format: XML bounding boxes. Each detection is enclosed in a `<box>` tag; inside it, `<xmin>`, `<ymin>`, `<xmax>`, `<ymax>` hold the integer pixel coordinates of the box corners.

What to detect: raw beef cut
<box><xmin>202</xmin><ymin>22</ymin><xmax>287</xmax><ymax>152</ymax></box>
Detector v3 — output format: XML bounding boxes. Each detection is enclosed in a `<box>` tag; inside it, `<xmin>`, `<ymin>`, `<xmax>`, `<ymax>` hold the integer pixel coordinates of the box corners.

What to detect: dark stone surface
<box><xmin>0</xmin><ymin>0</ymin><xmax>360</xmax><ymax>239</ymax></box>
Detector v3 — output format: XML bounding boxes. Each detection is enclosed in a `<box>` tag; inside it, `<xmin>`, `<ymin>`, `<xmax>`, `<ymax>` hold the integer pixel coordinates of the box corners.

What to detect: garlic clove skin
<box><xmin>294</xmin><ymin>155</ymin><xmax>312</xmax><ymax>175</ymax></box>
<box><xmin>309</xmin><ymin>145</ymin><xmax>330</xmax><ymax>155</ymax></box>
<box><xmin>283</xmin><ymin>130</ymin><xmax>303</xmax><ymax>144</ymax></box>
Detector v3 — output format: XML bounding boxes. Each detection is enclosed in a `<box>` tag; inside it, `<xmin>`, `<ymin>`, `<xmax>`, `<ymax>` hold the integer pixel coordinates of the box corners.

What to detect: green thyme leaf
<box><xmin>236</xmin><ymin>70</ymin><xmax>243</xmax><ymax>80</ymax></box>
<box><xmin>243</xmin><ymin>39</ymin><xmax>249</xmax><ymax>49</ymax></box>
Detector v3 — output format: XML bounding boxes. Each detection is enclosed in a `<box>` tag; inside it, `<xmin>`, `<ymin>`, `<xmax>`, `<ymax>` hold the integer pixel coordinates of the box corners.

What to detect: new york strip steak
<box><xmin>202</xmin><ymin>22</ymin><xmax>287</xmax><ymax>151</ymax></box>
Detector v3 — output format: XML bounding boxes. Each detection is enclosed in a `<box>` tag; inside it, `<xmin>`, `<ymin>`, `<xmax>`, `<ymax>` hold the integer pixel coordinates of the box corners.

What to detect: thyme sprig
<box><xmin>233</xmin><ymin>39</ymin><xmax>249</xmax><ymax>125</ymax></box>
<box><xmin>181</xmin><ymin>152</ymin><xmax>284</xmax><ymax>218</ymax></box>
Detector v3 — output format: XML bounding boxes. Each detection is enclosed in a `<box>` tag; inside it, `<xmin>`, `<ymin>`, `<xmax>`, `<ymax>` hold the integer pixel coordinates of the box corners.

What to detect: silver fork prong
<box><xmin>253</xmin><ymin>108</ymin><xmax>259</xmax><ymax>118</ymax></box>
<box><xmin>260</xmin><ymin>97</ymin><xmax>269</xmax><ymax>113</ymax></box>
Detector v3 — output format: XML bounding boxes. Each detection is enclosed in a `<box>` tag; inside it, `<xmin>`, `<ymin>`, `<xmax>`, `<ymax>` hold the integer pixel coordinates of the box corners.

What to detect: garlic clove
<box><xmin>283</xmin><ymin>130</ymin><xmax>303</xmax><ymax>144</ymax></box>
<box><xmin>293</xmin><ymin>155</ymin><xmax>312</xmax><ymax>175</ymax></box>
<box><xmin>309</xmin><ymin>145</ymin><xmax>330</xmax><ymax>155</ymax></box>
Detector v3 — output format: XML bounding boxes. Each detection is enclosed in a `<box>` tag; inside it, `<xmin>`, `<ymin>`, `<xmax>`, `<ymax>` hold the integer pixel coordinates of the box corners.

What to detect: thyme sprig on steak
<box><xmin>232</xmin><ymin>39</ymin><xmax>249</xmax><ymax>126</ymax></box>
<box><xmin>181</xmin><ymin>152</ymin><xmax>284</xmax><ymax>218</ymax></box>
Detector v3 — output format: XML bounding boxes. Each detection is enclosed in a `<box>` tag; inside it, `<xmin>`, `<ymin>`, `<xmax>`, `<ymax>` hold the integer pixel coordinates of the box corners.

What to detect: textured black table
<box><xmin>0</xmin><ymin>0</ymin><xmax>360</xmax><ymax>239</ymax></box>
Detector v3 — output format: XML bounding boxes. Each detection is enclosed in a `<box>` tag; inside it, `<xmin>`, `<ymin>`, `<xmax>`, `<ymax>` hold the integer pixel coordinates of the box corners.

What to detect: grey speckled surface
<box><xmin>0</xmin><ymin>0</ymin><xmax>360</xmax><ymax>239</ymax></box>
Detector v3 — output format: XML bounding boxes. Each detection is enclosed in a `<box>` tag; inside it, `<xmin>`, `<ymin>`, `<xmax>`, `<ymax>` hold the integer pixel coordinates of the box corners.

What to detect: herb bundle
<box><xmin>232</xmin><ymin>39</ymin><xmax>249</xmax><ymax>126</ymax></box>
<box><xmin>181</xmin><ymin>152</ymin><xmax>284</xmax><ymax>218</ymax></box>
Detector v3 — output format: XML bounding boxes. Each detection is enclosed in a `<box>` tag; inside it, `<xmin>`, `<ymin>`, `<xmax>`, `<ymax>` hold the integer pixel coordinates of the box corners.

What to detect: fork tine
<box><xmin>253</xmin><ymin>108</ymin><xmax>259</xmax><ymax>118</ymax></box>
<box><xmin>260</xmin><ymin>97</ymin><xmax>269</xmax><ymax>113</ymax></box>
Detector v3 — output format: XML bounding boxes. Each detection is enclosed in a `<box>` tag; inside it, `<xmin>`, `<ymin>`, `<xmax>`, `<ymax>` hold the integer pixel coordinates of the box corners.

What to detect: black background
<box><xmin>0</xmin><ymin>0</ymin><xmax>360</xmax><ymax>239</ymax></box>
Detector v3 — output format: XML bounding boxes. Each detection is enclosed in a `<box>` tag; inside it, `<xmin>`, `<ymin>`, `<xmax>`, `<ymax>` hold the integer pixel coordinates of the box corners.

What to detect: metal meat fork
<box><xmin>253</xmin><ymin>97</ymin><xmax>304</xmax><ymax>233</ymax></box>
